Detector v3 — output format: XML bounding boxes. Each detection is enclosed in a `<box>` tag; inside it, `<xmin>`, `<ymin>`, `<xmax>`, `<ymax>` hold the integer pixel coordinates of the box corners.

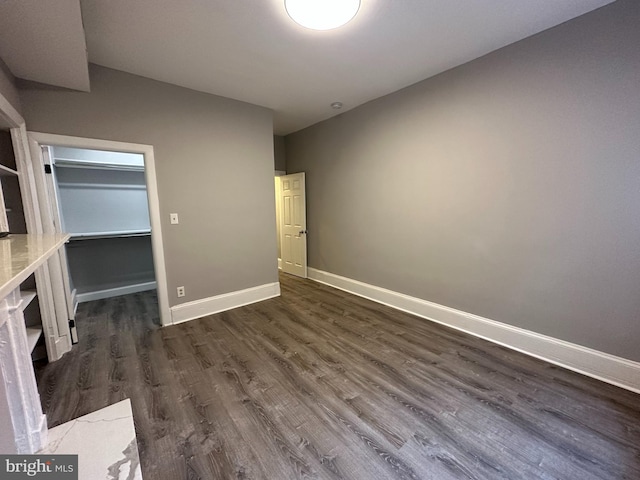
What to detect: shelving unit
<box><xmin>0</xmin><ymin>233</ymin><xmax>70</xmax><ymax>454</ymax></box>
<box><xmin>0</xmin><ymin>80</ymin><xmax>75</xmax><ymax>455</ymax></box>
<box><xmin>0</xmin><ymin>131</ymin><xmax>48</xmax><ymax>359</ymax></box>
<box><xmin>50</xmin><ymin>146</ymin><xmax>155</xmax><ymax>303</ymax></box>
<box><xmin>20</xmin><ymin>290</ymin><xmax>40</xmax><ymax>352</ymax></box>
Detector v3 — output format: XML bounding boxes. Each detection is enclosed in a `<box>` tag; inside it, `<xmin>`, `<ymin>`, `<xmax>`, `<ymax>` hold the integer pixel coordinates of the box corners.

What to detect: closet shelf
<box><xmin>56</xmin><ymin>182</ymin><xmax>147</xmax><ymax>190</ymax></box>
<box><xmin>20</xmin><ymin>290</ymin><xmax>37</xmax><ymax>311</ymax></box>
<box><xmin>0</xmin><ymin>164</ymin><xmax>19</xmax><ymax>176</ymax></box>
<box><xmin>69</xmin><ymin>230</ymin><xmax>151</xmax><ymax>241</ymax></box>
<box><xmin>26</xmin><ymin>327</ymin><xmax>42</xmax><ymax>353</ymax></box>
<box><xmin>53</xmin><ymin>158</ymin><xmax>144</xmax><ymax>172</ymax></box>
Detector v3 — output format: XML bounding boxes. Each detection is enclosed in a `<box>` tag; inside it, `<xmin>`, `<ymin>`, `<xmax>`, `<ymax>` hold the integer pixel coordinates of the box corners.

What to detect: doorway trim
<box><xmin>274</xmin><ymin>170</ymin><xmax>286</xmax><ymax>271</ymax></box>
<box><xmin>27</xmin><ymin>132</ymin><xmax>172</xmax><ymax>326</ymax></box>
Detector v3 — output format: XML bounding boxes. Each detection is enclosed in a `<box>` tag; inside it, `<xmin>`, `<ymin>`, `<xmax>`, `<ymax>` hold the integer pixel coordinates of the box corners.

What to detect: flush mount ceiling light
<box><xmin>285</xmin><ymin>0</ymin><xmax>360</xmax><ymax>31</ymax></box>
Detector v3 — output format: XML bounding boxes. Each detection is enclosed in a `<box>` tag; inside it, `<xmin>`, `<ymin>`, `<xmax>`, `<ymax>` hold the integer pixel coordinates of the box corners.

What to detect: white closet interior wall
<box><xmin>51</xmin><ymin>146</ymin><xmax>156</xmax><ymax>303</ymax></box>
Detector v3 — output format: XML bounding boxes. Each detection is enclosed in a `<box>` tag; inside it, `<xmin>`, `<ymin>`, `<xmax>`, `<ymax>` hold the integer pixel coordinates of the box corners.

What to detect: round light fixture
<box><xmin>285</xmin><ymin>0</ymin><xmax>360</xmax><ymax>31</ymax></box>
<box><xmin>331</xmin><ymin>102</ymin><xmax>343</xmax><ymax>109</ymax></box>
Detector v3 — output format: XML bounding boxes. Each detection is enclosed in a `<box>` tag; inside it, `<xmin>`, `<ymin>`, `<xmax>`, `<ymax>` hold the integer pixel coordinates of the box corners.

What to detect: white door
<box><xmin>41</xmin><ymin>147</ymin><xmax>78</xmax><ymax>342</ymax></box>
<box><xmin>280</xmin><ymin>172</ymin><xmax>307</xmax><ymax>278</ymax></box>
<box><xmin>28</xmin><ymin>138</ymin><xmax>75</xmax><ymax>350</ymax></box>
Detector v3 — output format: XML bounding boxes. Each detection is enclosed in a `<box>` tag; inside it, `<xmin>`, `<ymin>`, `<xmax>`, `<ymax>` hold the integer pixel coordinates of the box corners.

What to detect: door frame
<box><xmin>39</xmin><ymin>146</ymin><xmax>77</xmax><ymax>327</ymax></box>
<box><xmin>274</xmin><ymin>170</ymin><xmax>286</xmax><ymax>270</ymax></box>
<box><xmin>27</xmin><ymin>132</ymin><xmax>172</xmax><ymax>327</ymax></box>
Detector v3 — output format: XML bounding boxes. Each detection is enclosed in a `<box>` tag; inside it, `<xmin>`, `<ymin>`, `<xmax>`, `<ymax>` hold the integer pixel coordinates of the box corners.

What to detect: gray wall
<box><xmin>286</xmin><ymin>0</ymin><xmax>640</xmax><ymax>361</ymax></box>
<box><xmin>273</xmin><ymin>137</ymin><xmax>286</xmax><ymax>259</ymax></box>
<box><xmin>67</xmin><ymin>236</ymin><xmax>155</xmax><ymax>294</ymax></box>
<box><xmin>274</xmin><ymin>135</ymin><xmax>286</xmax><ymax>171</ymax></box>
<box><xmin>0</xmin><ymin>57</ymin><xmax>21</xmax><ymax>115</ymax></box>
<box><xmin>20</xmin><ymin>64</ymin><xmax>277</xmax><ymax>306</ymax></box>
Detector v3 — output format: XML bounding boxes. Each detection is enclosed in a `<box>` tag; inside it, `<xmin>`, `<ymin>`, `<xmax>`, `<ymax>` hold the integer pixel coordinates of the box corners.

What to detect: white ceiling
<box><xmin>1</xmin><ymin>0</ymin><xmax>614</xmax><ymax>134</ymax></box>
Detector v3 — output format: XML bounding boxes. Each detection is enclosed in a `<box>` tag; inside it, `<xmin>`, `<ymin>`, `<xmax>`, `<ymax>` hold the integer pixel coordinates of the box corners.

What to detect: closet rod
<box><xmin>57</xmin><ymin>182</ymin><xmax>147</xmax><ymax>190</ymax></box>
<box><xmin>53</xmin><ymin>159</ymin><xmax>144</xmax><ymax>172</ymax></box>
<box><xmin>69</xmin><ymin>230</ymin><xmax>151</xmax><ymax>241</ymax></box>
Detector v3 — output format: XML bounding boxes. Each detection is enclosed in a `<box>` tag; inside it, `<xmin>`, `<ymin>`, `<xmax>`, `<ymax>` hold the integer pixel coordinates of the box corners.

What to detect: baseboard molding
<box><xmin>76</xmin><ymin>281</ymin><xmax>157</xmax><ymax>304</ymax></box>
<box><xmin>171</xmin><ymin>282</ymin><xmax>281</xmax><ymax>325</ymax></box>
<box><xmin>307</xmin><ymin>268</ymin><xmax>640</xmax><ymax>394</ymax></box>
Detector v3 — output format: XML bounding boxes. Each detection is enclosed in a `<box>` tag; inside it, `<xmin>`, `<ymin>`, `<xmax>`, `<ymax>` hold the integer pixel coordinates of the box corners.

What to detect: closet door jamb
<box><xmin>26</xmin><ymin>136</ymin><xmax>72</xmax><ymax>359</ymax></box>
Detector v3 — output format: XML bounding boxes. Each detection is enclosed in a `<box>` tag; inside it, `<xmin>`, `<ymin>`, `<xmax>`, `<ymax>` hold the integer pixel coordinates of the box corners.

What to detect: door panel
<box><xmin>280</xmin><ymin>172</ymin><xmax>307</xmax><ymax>278</ymax></box>
<box><xmin>27</xmin><ymin>137</ymin><xmax>74</xmax><ymax>357</ymax></box>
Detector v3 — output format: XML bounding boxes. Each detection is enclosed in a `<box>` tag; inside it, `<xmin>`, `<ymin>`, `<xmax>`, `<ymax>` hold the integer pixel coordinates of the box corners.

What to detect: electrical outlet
<box><xmin>177</xmin><ymin>286</ymin><xmax>185</xmax><ymax>297</ymax></box>
<box><xmin>170</xmin><ymin>213</ymin><xmax>179</xmax><ymax>225</ymax></box>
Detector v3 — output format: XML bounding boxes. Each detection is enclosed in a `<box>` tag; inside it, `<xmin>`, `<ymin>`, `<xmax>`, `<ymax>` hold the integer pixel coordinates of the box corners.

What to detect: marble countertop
<box><xmin>40</xmin><ymin>399</ymin><xmax>142</xmax><ymax>479</ymax></box>
<box><xmin>0</xmin><ymin>234</ymin><xmax>70</xmax><ymax>299</ymax></box>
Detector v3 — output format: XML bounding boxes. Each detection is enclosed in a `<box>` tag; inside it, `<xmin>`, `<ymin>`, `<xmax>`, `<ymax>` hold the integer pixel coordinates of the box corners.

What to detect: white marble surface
<box><xmin>0</xmin><ymin>234</ymin><xmax>70</xmax><ymax>299</ymax></box>
<box><xmin>40</xmin><ymin>399</ymin><xmax>143</xmax><ymax>480</ymax></box>
<box><xmin>0</xmin><ymin>287</ymin><xmax>48</xmax><ymax>453</ymax></box>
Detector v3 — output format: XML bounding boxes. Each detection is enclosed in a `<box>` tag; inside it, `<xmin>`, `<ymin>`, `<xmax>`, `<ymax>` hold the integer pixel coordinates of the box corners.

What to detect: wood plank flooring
<box><xmin>36</xmin><ymin>273</ymin><xmax>640</xmax><ymax>479</ymax></box>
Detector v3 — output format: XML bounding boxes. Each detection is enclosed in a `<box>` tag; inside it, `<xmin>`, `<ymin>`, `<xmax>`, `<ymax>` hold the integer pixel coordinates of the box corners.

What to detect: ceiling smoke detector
<box><xmin>285</xmin><ymin>0</ymin><xmax>361</xmax><ymax>31</ymax></box>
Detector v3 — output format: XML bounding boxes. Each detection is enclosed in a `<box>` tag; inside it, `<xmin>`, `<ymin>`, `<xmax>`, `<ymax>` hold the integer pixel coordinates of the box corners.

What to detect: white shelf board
<box><xmin>26</xmin><ymin>327</ymin><xmax>42</xmax><ymax>353</ymax></box>
<box><xmin>54</xmin><ymin>158</ymin><xmax>144</xmax><ymax>172</ymax></box>
<box><xmin>69</xmin><ymin>230</ymin><xmax>151</xmax><ymax>240</ymax></box>
<box><xmin>0</xmin><ymin>164</ymin><xmax>18</xmax><ymax>176</ymax></box>
<box><xmin>20</xmin><ymin>290</ymin><xmax>37</xmax><ymax>311</ymax></box>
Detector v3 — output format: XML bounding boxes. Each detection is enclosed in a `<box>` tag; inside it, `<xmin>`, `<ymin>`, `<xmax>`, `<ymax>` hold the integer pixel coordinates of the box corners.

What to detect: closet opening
<box><xmin>27</xmin><ymin>133</ymin><xmax>171</xmax><ymax>328</ymax></box>
<box><xmin>44</xmin><ymin>146</ymin><xmax>157</xmax><ymax>312</ymax></box>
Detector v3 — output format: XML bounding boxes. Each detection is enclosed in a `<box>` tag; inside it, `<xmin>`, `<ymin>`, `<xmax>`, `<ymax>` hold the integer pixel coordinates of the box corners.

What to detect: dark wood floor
<box><xmin>36</xmin><ymin>273</ymin><xmax>640</xmax><ymax>479</ymax></box>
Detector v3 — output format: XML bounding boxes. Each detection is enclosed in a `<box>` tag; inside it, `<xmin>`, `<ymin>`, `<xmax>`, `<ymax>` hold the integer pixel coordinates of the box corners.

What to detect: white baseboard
<box><xmin>76</xmin><ymin>281</ymin><xmax>157</xmax><ymax>304</ymax></box>
<box><xmin>171</xmin><ymin>282</ymin><xmax>281</xmax><ymax>325</ymax></box>
<box><xmin>278</xmin><ymin>258</ymin><xmax>282</xmax><ymax>270</ymax></box>
<box><xmin>308</xmin><ymin>268</ymin><xmax>640</xmax><ymax>394</ymax></box>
